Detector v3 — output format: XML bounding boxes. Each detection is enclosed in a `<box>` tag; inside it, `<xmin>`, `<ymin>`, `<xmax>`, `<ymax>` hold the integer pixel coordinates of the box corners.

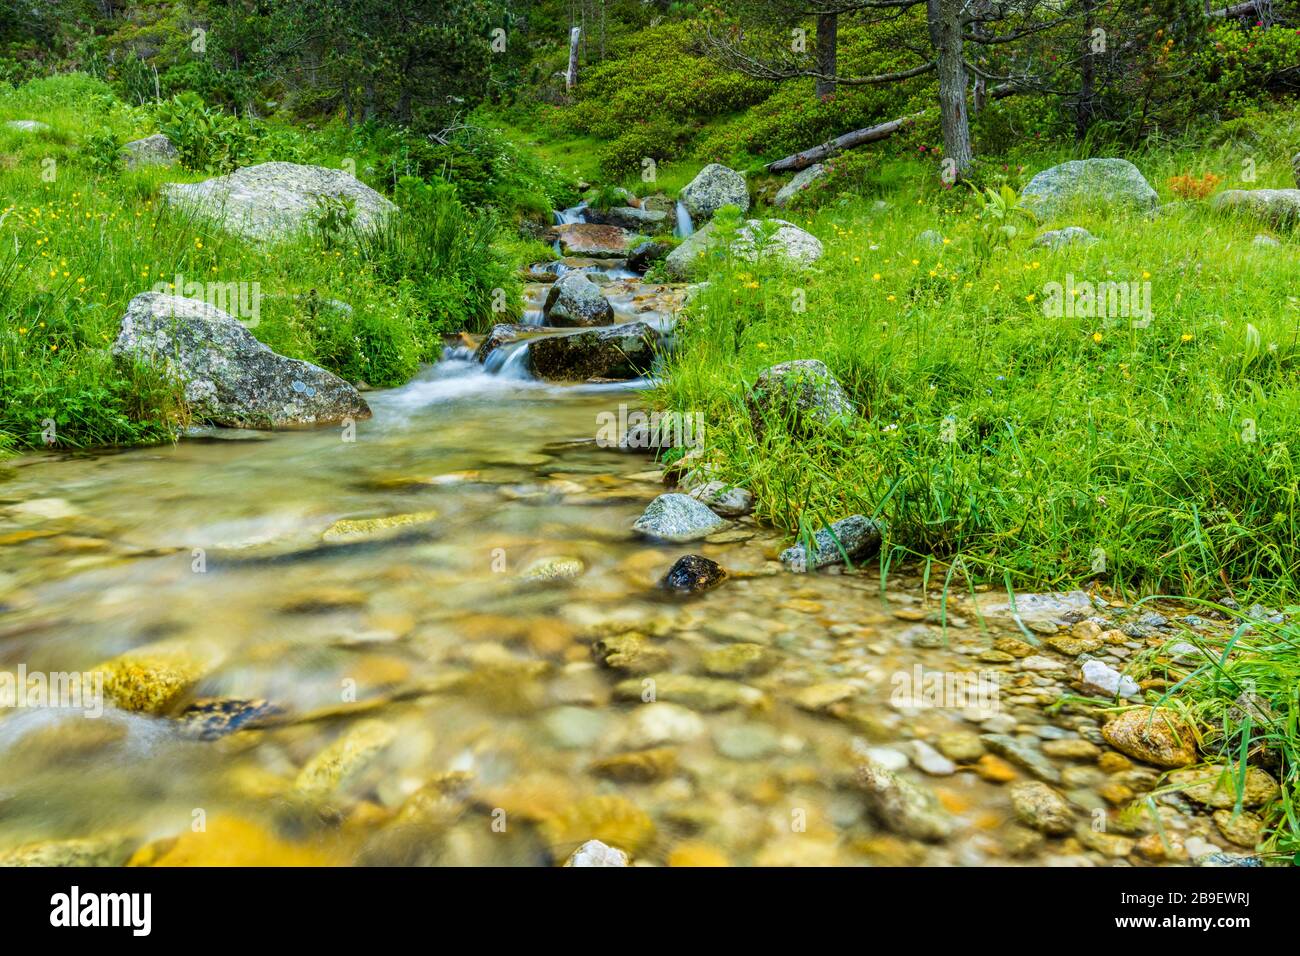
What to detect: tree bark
<box><xmin>1076</xmin><ymin>0</ymin><xmax>1096</xmax><ymax>143</ymax></box>
<box><xmin>929</xmin><ymin>0</ymin><xmax>972</xmax><ymax>177</ymax></box>
<box><xmin>815</xmin><ymin>13</ymin><xmax>838</xmax><ymax>99</ymax></box>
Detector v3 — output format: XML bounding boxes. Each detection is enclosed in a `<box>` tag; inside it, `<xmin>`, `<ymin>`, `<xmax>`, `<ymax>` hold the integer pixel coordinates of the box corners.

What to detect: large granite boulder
<box><xmin>123</xmin><ymin>133</ymin><xmax>179</xmax><ymax>170</ymax></box>
<box><xmin>161</xmin><ymin>162</ymin><xmax>396</xmax><ymax>243</ymax></box>
<box><xmin>1021</xmin><ymin>158</ymin><xmax>1158</xmax><ymax>220</ymax></box>
<box><xmin>112</xmin><ymin>292</ymin><xmax>371</xmax><ymax>429</ymax></box>
<box><xmin>542</xmin><ymin>272</ymin><xmax>614</xmax><ymax>327</ymax></box>
<box><xmin>528</xmin><ymin>323</ymin><xmax>659</xmax><ymax>382</ymax></box>
<box><xmin>679</xmin><ymin>163</ymin><xmax>750</xmax><ymax>222</ymax></box>
<box><xmin>1211</xmin><ymin>188</ymin><xmax>1300</xmax><ymax>228</ymax></box>
<box><xmin>664</xmin><ymin>218</ymin><xmax>822</xmax><ymax>280</ymax></box>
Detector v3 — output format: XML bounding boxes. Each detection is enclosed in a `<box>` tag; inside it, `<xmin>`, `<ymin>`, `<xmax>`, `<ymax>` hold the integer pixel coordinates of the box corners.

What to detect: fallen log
<box><xmin>1208</xmin><ymin>1</ymin><xmax>1262</xmax><ymax>16</ymax></box>
<box><xmin>765</xmin><ymin>82</ymin><xmax>1023</xmax><ymax>173</ymax></box>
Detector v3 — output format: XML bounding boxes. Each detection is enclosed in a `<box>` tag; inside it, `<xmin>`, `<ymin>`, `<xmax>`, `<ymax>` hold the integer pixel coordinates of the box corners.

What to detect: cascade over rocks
<box><xmin>112</xmin><ymin>292</ymin><xmax>371</xmax><ymax>429</ymax></box>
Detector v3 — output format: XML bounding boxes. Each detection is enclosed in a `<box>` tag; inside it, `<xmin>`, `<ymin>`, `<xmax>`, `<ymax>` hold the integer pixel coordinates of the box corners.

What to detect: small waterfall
<box><xmin>554</xmin><ymin>201</ymin><xmax>588</xmax><ymax>225</ymax></box>
<box><xmin>674</xmin><ymin>201</ymin><xmax>694</xmax><ymax>238</ymax></box>
<box><xmin>483</xmin><ymin>341</ymin><xmax>533</xmax><ymax>380</ymax></box>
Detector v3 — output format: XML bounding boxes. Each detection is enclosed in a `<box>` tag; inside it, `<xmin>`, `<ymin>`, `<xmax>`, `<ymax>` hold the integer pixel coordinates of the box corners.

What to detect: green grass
<box><xmin>658</xmin><ymin>136</ymin><xmax>1300</xmax><ymax>604</ymax></box>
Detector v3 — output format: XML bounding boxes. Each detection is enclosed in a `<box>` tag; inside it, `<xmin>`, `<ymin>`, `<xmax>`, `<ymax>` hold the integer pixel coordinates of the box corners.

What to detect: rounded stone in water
<box><xmin>660</xmin><ymin>554</ymin><xmax>727</xmax><ymax>593</ymax></box>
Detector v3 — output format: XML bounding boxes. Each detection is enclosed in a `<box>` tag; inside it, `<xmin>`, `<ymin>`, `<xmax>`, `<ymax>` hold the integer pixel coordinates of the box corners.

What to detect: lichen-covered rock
<box><xmin>1032</xmin><ymin>226</ymin><xmax>1096</xmax><ymax>248</ymax></box>
<box><xmin>679</xmin><ymin>163</ymin><xmax>750</xmax><ymax>221</ymax></box>
<box><xmin>162</xmin><ymin>161</ymin><xmax>395</xmax><ymax>242</ymax></box>
<box><xmin>123</xmin><ymin>133</ymin><xmax>178</xmax><ymax>170</ymax></box>
<box><xmin>1211</xmin><ymin>188</ymin><xmax>1300</xmax><ymax>228</ymax></box>
<box><xmin>521</xmin><ymin>555</ymin><xmax>586</xmax><ymax>582</ymax></box>
<box><xmin>293</xmin><ymin>719</ymin><xmax>397</xmax><ymax>800</ymax></box>
<box><xmin>94</xmin><ymin>641</ymin><xmax>215</xmax><ymax>715</ymax></box>
<box><xmin>746</xmin><ymin>359</ymin><xmax>854</xmax><ymax>440</ymax></box>
<box><xmin>632</xmin><ymin>493</ymin><xmax>727</xmax><ymax>542</ymax></box>
<box><xmin>112</xmin><ymin>292</ymin><xmax>371</xmax><ymax>429</ymax></box>
<box><xmin>528</xmin><ymin>322</ymin><xmax>659</xmax><ymax>382</ymax></box>
<box><xmin>613</xmin><ymin>673</ymin><xmax>765</xmax><ymax>711</ymax></box>
<box><xmin>779</xmin><ymin>514</ymin><xmax>883</xmax><ymax>572</ymax></box>
<box><xmin>585</xmin><ymin>205</ymin><xmax>669</xmax><ymax>232</ymax></box>
<box><xmin>564</xmin><ymin>839</ymin><xmax>629</xmax><ymax>867</ymax></box>
<box><xmin>1168</xmin><ymin>765</ymin><xmax>1280</xmax><ymax>809</ymax></box>
<box><xmin>550</xmin><ymin>222</ymin><xmax>633</xmax><ymax>257</ymax></box>
<box><xmin>854</xmin><ymin>756</ymin><xmax>955</xmax><ymax>842</ymax></box>
<box><xmin>773</xmin><ymin>163</ymin><xmax>827</xmax><ymax>208</ymax></box>
<box><xmin>1100</xmin><ymin>708</ymin><xmax>1197</xmax><ymax>768</ymax></box>
<box><xmin>322</xmin><ymin>509</ymin><xmax>439</xmax><ymax>542</ymax></box>
<box><xmin>1021</xmin><ymin>158</ymin><xmax>1158</xmax><ymax>220</ymax></box>
<box><xmin>660</xmin><ymin>554</ymin><xmax>728</xmax><ymax>593</ymax></box>
<box><xmin>664</xmin><ymin>218</ymin><xmax>823</xmax><ymax>280</ymax></box>
<box><xmin>1009</xmin><ymin>781</ymin><xmax>1074</xmax><ymax>834</ymax></box>
<box><xmin>0</xmin><ymin>833</ymin><xmax>134</xmax><ymax>867</ymax></box>
<box><xmin>542</xmin><ymin>272</ymin><xmax>614</xmax><ymax>327</ymax></box>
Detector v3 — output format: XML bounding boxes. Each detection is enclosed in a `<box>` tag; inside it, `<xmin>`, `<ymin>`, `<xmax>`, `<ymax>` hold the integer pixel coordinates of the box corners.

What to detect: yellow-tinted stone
<box><xmin>667</xmin><ymin>842</ymin><xmax>731</xmax><ymax>867</ymax></box>
<box><xmin>132</xmin><ymin>816</ymin><xmax>336</xmax><ymax>866</ymax></box>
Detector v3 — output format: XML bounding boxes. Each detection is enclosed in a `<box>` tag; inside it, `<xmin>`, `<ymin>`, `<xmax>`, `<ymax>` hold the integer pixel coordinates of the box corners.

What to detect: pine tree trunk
<box><xmin>815</xmin><ymin>13</ymin><xmax>838</xmax><ymax>100</ymax></box>
<box><xmin>929</xmin><ymin>0</ymin><xmax>972</xmax><ymax>176</ymax></box>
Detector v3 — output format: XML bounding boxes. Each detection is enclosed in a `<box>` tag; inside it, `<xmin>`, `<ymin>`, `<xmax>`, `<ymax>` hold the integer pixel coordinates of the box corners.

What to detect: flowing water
<box><xmin>0</xmin><ymin>219</ymin><xmax>1214</xmax><ymax>868</ymax></box>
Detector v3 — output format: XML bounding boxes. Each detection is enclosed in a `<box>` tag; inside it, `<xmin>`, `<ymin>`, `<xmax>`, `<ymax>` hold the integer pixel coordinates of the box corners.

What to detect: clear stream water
<box><xmin>0</xmin><ymin>241</ymin><xmax>1204</xmax><ymax>867</ymax></box>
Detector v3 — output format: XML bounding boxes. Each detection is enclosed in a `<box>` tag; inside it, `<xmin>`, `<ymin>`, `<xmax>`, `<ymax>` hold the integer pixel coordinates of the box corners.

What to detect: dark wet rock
<box><xmin>177</xmin><ymin>698</ymin><xmax>283</xmax><ymax>740</ymax></box>
<box><xmin>660</xmin><ymin>554</ymin><xmax>728</xmax><ymax>593</ymax></box>
<box><xmin>633</xmin><ymin>493</ymin><xmax>727</xmax><ymax>542</ymax></box>
<box><xmin>1021</xmin><ymin>158</ymin><xmax>1158</xmax><ymax>220</ymax></box>
<box><xmin>746</xmin><ymin>359</ymin><xmax>854</xmax><ymax>441</ymax></box>
<box><xmin>473</xmin><ymin>323</ymin><xmax>536</xmax><ymax>363</ymax></box>
<box><xmin>1198</xmin><ymin>852</ymin><xmax>1263</xmax><ymax>867</ymax></box>
<box><xmin>113</xmin><ymin>292</ymin><xmax>371</xmax><ymax>429</ymax></box>
<box><xmin>679</xmin><ymin>163</ymin><xmax>750</xmax><ymax>221</ymax></box>
<box><xmin>542</xmin><ymin>272</ymin><xmax>614</xmax><ymax>327</ymax></box>
<box><xmin>589</xmin><ymin>748</ymin><xmax>678</xmax><ymax>782</ymax></box>
<box><xmin>549</xmin><ymin>223</ymin><xmax>634</xmax><ymax>258</ymax></box>
<box><xmin>854</xmin><ymin>756</ymin><xmax>955</xmax><ymax>842</ymax></box>
<box><xmin>162</xmin><ymin>161</ymin><xmax>395</xmax><ymax>243</ymax></box>
<box><xmin>528</xmin><ymin>322</ymin><xmax>659</xmax><ymax>382</ymax></box>
<box><xmin>627</xmin><ymin>240</ymin><xmax>670</xmax><ymax>274</ymax></box>
<box><xmin>779</xmin><ymin>514</ymin><xmax>882</xmax><ymax>573</ymax></box>
<box><xmin>585</xmin><ymin>205</ymin><xmax>669</xmax><ymax>232</ymax></box>
<box><xmin>123</xmin><ymin>133</ymin><xmax>178</xmax><ymax>170</ymax></box>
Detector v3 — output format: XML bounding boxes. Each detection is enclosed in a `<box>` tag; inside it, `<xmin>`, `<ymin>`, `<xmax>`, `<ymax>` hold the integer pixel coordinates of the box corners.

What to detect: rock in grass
<box><xmin>773</xmin><ymin>163</ymin><xmax>827</xmax><ymax>208</ymax></box>
<box><xmin>679</xmin><ymin>163</ymin><xmax>750</xmax><ymax>221</ymax></box>
<box><xmin>1032</xmin><ymin>226</ymin><xmax>1096</xmax><ymax>248</ymax></box>
<box><xmin>528</xmin><ymin>322</ymin><xmax>659</xmax><ymax>382</ymax></box>
<box><xmin>1020</xmin><ymin>158</ymin><xmax>1158</xmax><ymax>219</ymax></box>
<box><xmin>123</xmin><ymin>133</ymin><xmax>178</xmax><ymax>170</ymax></box>
<box><xmin>542</xmin><ymin>272</ymin><xmax>614</xmax><ymax>327</ymax></box>
<box><xmin>1100</xmin><ymin>708</ymin><xmax>1197</xmax><ymax>768</ymax></box>
<box><xmin>1211</xmin><ymin>188</ymin><xmax>1300</xmax><ymax>228</ymax></box>
<box><xmin>633</xmin><ymin>493</ymin><xmax>727</xmax><ymax>542</ymax></box>
<box><xmin>778</xmin><ymin>514</ymin><xmax>882</xmax><ymax>572</ymax></box>
<box><xmin>687</xmin><ymin>481</ymin><xmax>754</xmax><ymax>517</ymax></box>
<box><xmin>4</xmin><ymin>120</ymin><xmax>49</xmax><ymax>133</ymax></box>
<box><xmin>854</xmin><ymin>756</ymin><xmax>955</xmax><ymax>842</ymax></box>
<box><xmin>1167</xmin><ymin>765</ymin><xmax>1280</xmax><ymax>809</ymax></box>
<box><xmin>1009</xmin><ymin>781</ymin><xmax>1074</xmax><ymax>834</ymax></box>
<box><xmin>113</xmin><ymin>292</ymin><xmax>371</xmax><ymax>429</ymax></box>
<box><xmin>162</xmin><ymin>161</ymin><xmax>395</xmax><ymax>243</ymax></box>
<box><xmin>660</xmin><ymin>554</ymin><xmax>728</xmax><ymax>594</ymax></box>
<box><xmin>663</xmin><ymin>218</ymin><xmax>823</xmax><ymax>280</ymax></box>
<box><xmin>564</xmin><ymin>839</ymin><xmax>630</xmax><ymax>867</ymax></box>
<box><xmin>746</xmin><ymin>359</ymin><xmax>854</xmax><ymax>440</ymax></box>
